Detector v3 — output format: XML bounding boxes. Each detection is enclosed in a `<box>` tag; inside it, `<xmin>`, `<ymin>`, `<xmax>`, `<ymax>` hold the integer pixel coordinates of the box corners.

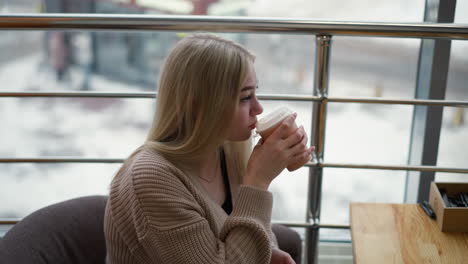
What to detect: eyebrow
<box><xmin>241</xmin><ymin>85</ymin><xmax>258</xmax><ymax>92</ymax></box>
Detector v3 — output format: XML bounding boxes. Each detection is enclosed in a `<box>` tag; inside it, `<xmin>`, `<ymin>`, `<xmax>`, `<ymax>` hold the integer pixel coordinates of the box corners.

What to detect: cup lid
<box><xmin>256</xmin><ymin>107</ymin><xmax>293</xmax><ymax>132</ymax></box>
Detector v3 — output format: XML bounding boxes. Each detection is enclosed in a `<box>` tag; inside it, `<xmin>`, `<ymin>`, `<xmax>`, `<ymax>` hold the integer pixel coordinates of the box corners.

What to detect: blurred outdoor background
<box><xmin>0</xmin><ymin>0</ymin><xmax>467</xmax><ymax>263</ymax></box>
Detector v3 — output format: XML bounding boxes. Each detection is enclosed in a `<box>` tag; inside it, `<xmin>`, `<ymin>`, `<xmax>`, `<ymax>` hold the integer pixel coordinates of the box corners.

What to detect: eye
<box><xmin>240</xmin><ymin>95</ymin><xmax>252</xmax><ymax>102</ymax></box>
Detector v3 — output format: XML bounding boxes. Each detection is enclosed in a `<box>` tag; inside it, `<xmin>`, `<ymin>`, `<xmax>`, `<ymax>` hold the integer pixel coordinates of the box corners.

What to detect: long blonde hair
<box><xmin>124</xmin><ymin>34</ymin><xmax>255</xmax><ymax>174</ymax></box>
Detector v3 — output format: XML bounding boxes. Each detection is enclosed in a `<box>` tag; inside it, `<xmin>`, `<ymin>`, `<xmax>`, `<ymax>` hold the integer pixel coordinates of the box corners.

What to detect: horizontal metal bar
<box><xmin>0</xmin><ymin>91</ymin><xmax>318</xmax><ymax>101</ymax></box>
<box><xmin>0</xmin><ymin>220</ymin><xmax>17</xmax><ymax>225</ymax></box>
<box><xmin>328</xmin><ymin>97</ymin><xmax>468</xmax><ymax>107</ymax></box>
<box><xmin>1</xmin><ymin>158</ymin><xmax>467</xmax><ymax>174</ymax></box>
<box><xmin>0</xmin><ymin>158</ymin><xmax>124</xmax><ymax>163</ymax></box>
<box><xmin>318</xmin><ymin>224</ymin><xmax>350</xmax><ymax>229</ymax></box>
<box><xmin>273</xmin><ymin>221</ymin><xmax>316</xmax><ymax>228</ymax></box>
<box><xmin>1</xmin><ymin>14</ymin><xmax>468</xmax><ymax>40</ymax></box>
<box><xmin>321</xmin><ymin>162</ymin><xmax>468</xmax><ymax>174</ymax></box>
<box><xmin>2</xmin><ymin>91</ymin><xmax>467</xmax><ymax>107</ymax></box>
<box><xmin>271</xmin><ymin>222</ymin><xmax>350</xmax><ymax>229</ymax></box>
<box><xmin>0</xmin><ymin>91</ymin><xmax>157</xmax><ymax>98</ymax></box>
<box><xmin>0</xmin><ymin>218</ymin><xmax>350</xmax><ymax>230</ymax></box>
<box><xmin>259</xmin><ymin>94</ymin><xmax>320</xmax><ymax>101</ymax></box>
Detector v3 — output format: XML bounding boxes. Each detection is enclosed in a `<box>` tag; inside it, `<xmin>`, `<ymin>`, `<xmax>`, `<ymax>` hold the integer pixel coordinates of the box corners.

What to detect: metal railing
<box><xmin>1</xmin><ymin>158</ymin><xmax>468</xmax><ymax>174</ymax></box>
<box><xmin>1</xmin><ymin>14</ymin><xmax>468</xmax><ymax>264</ymax></box>
<box><xmin>1</xmin><ymin>13</ymin><xmax>468</xmax><ymax>39</ymax></box>
<box><xmin>2</xmin><ymin>91</ymin><xmax>468</xmax><ymax>106</ymax></box>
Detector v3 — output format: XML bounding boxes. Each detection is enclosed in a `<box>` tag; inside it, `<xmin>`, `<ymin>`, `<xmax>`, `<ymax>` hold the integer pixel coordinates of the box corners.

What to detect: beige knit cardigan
<box><xmin>104</xmin><ymin>148</ymin><xmax>278</xmax><ymax>264</ymax></box>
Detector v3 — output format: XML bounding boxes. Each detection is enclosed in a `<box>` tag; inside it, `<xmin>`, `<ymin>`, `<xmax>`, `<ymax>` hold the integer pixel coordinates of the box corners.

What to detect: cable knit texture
<box><xmin>104</xmin><ymin>149</ymin><xmax>277</xmax><ymax>264</ymax></box>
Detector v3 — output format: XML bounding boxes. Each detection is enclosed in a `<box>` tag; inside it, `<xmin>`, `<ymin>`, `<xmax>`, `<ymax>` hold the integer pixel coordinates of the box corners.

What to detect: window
<box><xmin>2</xmin><ymin>2</ymin><xmax>468</xmax><ymax>264</ymax></box>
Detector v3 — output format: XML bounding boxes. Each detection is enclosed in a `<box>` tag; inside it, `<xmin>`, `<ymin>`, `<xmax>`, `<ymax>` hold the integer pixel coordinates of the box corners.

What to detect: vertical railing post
<box><xmin>405</xmin><ymin>0</ymin><xmax>456</xmax><ymax>203</ymax></box>
<box><xmin>304</xmin><ymin>35</ymin><xmax>332</xmax><ymax>264</ymax></box>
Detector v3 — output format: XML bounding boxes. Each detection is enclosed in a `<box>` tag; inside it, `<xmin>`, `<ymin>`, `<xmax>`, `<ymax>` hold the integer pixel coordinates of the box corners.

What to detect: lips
<box><xmin>248</xmin><ymin>122</ymin><xmax>257</xmax><ymax>130</ymax></box>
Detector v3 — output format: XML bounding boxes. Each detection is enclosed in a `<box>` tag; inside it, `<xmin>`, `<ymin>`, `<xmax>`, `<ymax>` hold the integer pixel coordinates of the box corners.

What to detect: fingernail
<box><xmin>293</xmin><ymin>112</ymin><xmax>297</xmax><ymax>117</ymax></box>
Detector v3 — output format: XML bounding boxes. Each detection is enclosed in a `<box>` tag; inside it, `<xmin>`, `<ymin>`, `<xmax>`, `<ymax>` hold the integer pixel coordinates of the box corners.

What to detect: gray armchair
<box><xmin>0</xmin><ymin>196</ymin><xmax>107</xmax><ymax>264</ymax></box>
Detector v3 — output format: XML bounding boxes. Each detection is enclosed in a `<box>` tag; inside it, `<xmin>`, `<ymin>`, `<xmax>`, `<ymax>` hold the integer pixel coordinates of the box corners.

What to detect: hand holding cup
<box><xmin>256</xmin><ymin>107</ymin><xmax>313</xmax><ymax>171</ymax></box>
<box><xmin>244</xmin><ymin>108</ymin><xmax>314</xmax><ymax>190</ymax></box>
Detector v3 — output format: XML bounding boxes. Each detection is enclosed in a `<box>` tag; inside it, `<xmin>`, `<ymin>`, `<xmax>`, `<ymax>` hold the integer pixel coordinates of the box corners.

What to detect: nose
<box><xmin>251</xmin><ymin>97</ymin><xmax>263</xmax><ymax>116</ymax></box>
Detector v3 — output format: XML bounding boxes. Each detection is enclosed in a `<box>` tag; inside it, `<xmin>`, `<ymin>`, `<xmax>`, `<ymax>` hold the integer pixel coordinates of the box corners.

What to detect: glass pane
<box><xmin>438</xmin><ymin>39</ymin><xmax>468</xmax><ymax>182</ymax></box>
<box><xmin>319</xmin><ymin>229</ymin><xmax>353</xmax><ymax>264</ymax></box>
<box><xmin>0</xmin><ymin>31</ymin><xmax>315</xmax><ymax>95</ymax></box>
<box><xmin>245</xmin><ymin>34</ymin><xmax>316</xmax><ymax>95</ymax></box>
<box><xmin>455</xmin><ymin>0</ymin><xmax>468</xmax><ymax>23</ymax></box>
<box><xmin>0</xmin><ymin>163</ymin><xmax>117</xmax><ymax>218</ymax></box>
<box><xmin>1</xmin><ymin>0</ymin><xmax>41</xmax><ymax>13</ymax></box>
<box><xmin>0</xmin><ymin>31</ymin><xmax>179</xmax><ymax>92</ymax></box>
<box><xmin>436</xmin><ymin>104</ymin><xmax>468</xmax><ymax>183</ymax></box>
<box><xmin>249</xmin><ymin>0</ymin><xmax>424</xmax><ymax>22</ymax></box>
<box><xmin>436</xmin><ymin>173</ymin><xmax>468</xmax><ymax>183</ymax></box>
<box><xmin>0</xmin><ymin>97</ymin><xmax>152</xmax><ymax>158</ymax></box>
<box><xmin>320</xmin><ymin>228</ymin><xmax>351</xmax><ymax>242</ymax></box>
<box><xmin>270</xmin><ymin>167</ymin><xmax>309</xmax><ymax>222</ymax></box>
<box><xmin>329</xmin><ymin>37</ymin><xmax>420</xmax><ymax>99</ymax></box>
<box><xmin>3</xmin><ymin>0</ymin><xmax>425</xmax><ymax>23</ymax></box>
<box><xmin>436</xmin><ymin>103</ymin><xmax>467</xmax><ymax>177</ymax></box>
<box><xmin>321</xmin><ymin>168</ymin><xmax>406</xmax><ymax>225</ymax></box>
<box><xmin>325</xmin><ymin>103</ymin><xmax>412</xmax><ymax>164</ymax></box>
<box><xmin>446</xmin><ymin>40</ymin><xmax>468</xmax><ymax>101</ymax></box>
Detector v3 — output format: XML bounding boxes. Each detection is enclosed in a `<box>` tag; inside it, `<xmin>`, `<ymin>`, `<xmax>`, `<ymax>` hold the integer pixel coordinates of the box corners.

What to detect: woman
<box><xmin>104</xmin><ymin>34</ymin><xmax>313</xmax><ymax>264</ymax></box>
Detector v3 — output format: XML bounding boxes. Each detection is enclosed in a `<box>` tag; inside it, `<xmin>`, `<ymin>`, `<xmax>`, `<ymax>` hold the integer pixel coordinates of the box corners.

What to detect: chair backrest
<box><xmin>0</xmin><ymin>195</ymin><xmax>108</xmax><ymax>264</ymax></box>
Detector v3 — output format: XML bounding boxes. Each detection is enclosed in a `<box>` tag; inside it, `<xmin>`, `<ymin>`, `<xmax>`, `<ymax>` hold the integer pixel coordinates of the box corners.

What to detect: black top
<box><xmin>220</xmin><ymin>149</ymin><xmax>233</xmax><ymax>215</ymax></box>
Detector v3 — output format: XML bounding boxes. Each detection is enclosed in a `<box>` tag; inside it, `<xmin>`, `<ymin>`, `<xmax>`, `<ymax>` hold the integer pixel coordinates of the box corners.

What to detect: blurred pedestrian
<box><xmin>73</xmin><ymin>32</ymin><xmax>93</xmax><ymax>90</ymax></box>
<box><xmin>49</xmin><ymin>31</ymin><xmax>69</xmax><ymax>82</ymax></box>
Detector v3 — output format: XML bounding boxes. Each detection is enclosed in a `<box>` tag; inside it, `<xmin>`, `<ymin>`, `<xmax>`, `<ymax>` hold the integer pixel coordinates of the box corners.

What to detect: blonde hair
<box><xmin>123</xmin><ymin>34</ymin><xmax>255</xmax><ymax>174</ymax></box>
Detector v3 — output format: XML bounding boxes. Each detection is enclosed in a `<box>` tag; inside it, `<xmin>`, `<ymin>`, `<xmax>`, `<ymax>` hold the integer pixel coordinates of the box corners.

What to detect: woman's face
<box><xmin>226</xmin><ymin>64</ymin><xmax>263</xmax><ymax>141</ymax></box>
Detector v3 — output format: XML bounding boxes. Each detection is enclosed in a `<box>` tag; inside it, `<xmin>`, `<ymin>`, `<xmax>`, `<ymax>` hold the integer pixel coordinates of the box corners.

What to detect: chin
<box><xmin>242</xmin><ymin>131</ymin><xmax>254</xmax><ymax>141</ymax></box>
<box><xmin>228</xmin><ymin>131</ymin><xmax>253</xmax><ymax>142</ymax></box>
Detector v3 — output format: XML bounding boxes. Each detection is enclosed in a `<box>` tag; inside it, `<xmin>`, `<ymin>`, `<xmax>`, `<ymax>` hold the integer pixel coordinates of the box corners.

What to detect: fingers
<box><xmin>290</xmin><ymin>146</ymin><xmax>314</xmax><ymax>165</ymax></box>
<box><xmin>287</xmin><ymin>130</ymin><xmax>307</xmax><ymax>155</ymax></box>
<box><xmin>283</xmin><ymin>125</ymin><xmax>306</xmax><ymax>150</ymax></box>
<box><xmin>269</xmin><ymin>113</ymin><xmax>297</xmax><ymax>141</ymax></box>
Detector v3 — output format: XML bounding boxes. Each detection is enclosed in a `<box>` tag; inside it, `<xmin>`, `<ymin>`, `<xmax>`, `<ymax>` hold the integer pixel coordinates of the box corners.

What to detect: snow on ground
<box><xmin>1</xmin><ymin>52</ymin><xmax>467</xmax><ymax>241</ymax></box>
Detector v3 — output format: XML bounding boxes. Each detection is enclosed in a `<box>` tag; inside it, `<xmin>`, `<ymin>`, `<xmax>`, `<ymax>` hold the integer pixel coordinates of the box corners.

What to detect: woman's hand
<box><xmin>271</xmin><ymin>248</ymin><xmax>296</xmax><ymax>264</ymax></box>
<box><xmin>244</xmin><ymin>113</ymin><xmax>313</xmax><ymax>190</ymax></box>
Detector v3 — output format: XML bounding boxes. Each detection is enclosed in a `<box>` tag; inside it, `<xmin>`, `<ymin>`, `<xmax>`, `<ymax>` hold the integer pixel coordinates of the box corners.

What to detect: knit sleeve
<box><xmin>269</xmin><ymin>227</ymin><xmax>279</xmax><ymax>249</ymax></box>
<box><xmin>132</xmin><ymin>161</ymin><xmax>274</xmax><ymax>264</ymax></box>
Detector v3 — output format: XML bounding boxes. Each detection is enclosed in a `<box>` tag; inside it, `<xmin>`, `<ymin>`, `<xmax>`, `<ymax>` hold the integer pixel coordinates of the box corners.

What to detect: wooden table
<box><xmin>350</xmin><ymin>203</ymin><xmax>468</xmax><ymax>264</ymax></box>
